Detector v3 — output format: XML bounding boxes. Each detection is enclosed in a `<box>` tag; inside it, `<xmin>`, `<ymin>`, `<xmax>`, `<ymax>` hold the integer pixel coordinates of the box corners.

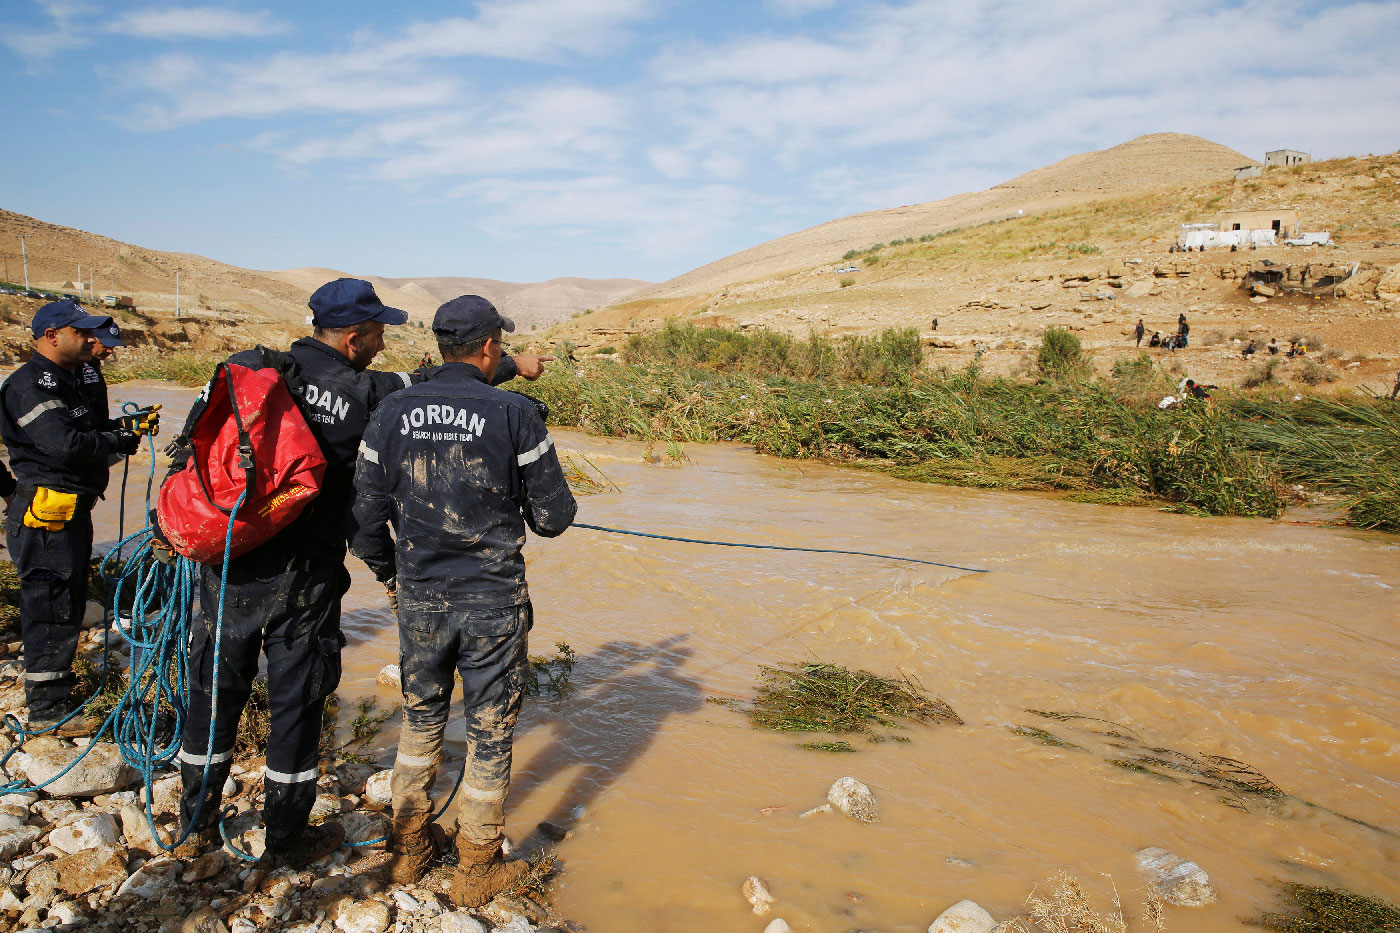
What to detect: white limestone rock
<box><xmin>827</xmin><ymin>776</ymin><xmax>879</xmax><ymax>822</ymax></box>
<box><xmin>363</xmin><ymin>770</ymin><xmax>394</xmax><ymax>807</ymax></box>
<box><xmin>765</xmin><ymin>920</ymin><xmax>792</xmax><ymax>933</ymax></box>
<box><xmin>929</xmin><ymin>899</ymin><xmax>998</xmax><ymax>933</ymax></box>
<box><xmin>335</xmin><ymin>899</ymin><xmax>392</xmax><ymax>933</ymax></box>
<box><xmin>377</xmin><ymin>664</ymin><xmax>401</xmax><ymax>689</ymax></box>
<box><xmin>341</xmin><ymin>811</ymin><xmax>390</xmax><ymax>850</ymax></box>
<box><xmin>117</xmin><ymin>856</ymin><xmax>180</xmax><ymax>898</ymax></box>
<box><xmin>438</xmin><ymin>912</ymin><xmax>487</xmax><ymax>933</ymax></box>
<box><xmin>309</xmin><ymin>793</ymin><xmax>342</xmax><ymax>822</ymax></box>
<box><xmin>49</xmin><ymin>812</ymin><xmax>121</xmax><ymax>854</ymax></box>
<box><xmin>20</xmin><ymin>743</ymin><xmax>135</xmax><ymax>798</ymax></box>
<box><xmin>1135</xmin><ymin>846</ymin><xmax>1218</xmax><ymax>907</ymax></box>
<box><xmin>0</xmin><ymin>826</ymin><xmax>42</xmax><ymax>859</ymax></box>
<box><xmin>743</xmin><ymin>875</ymin><xmax>774</xmax><ymax>916</ymax></box>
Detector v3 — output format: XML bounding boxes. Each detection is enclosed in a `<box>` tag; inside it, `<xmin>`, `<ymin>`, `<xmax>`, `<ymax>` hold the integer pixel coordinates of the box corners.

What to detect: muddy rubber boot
<box><xmin>447</xmin><ymin>836</ymin><xmax>532</xmax><ymax>908</ymax></box>
<box><xmin>387</xmin><ymin>813</ymin><xmax>439</xmax><ymax>885</ymax></box>
<box><xmin>259</xmin><ymin>821</ymin><xmax>345</xmax><ymax>871</ymax></box>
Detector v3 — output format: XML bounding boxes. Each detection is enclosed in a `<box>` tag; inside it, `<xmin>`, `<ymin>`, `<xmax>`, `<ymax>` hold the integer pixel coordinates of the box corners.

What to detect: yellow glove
<box><xmin>119</xmin><ymin>403</ymin><xmax>162</xmax><ymax>437</ymax></box>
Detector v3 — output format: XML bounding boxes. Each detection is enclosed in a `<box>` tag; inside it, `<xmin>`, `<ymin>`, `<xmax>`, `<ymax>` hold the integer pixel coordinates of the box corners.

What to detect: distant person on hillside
<box><xmin>1134</xmin><ymin>319</ymin><xmax>1145</xmax><ymax>346</ymax></box>
<box><xmin>1148</xmin><ymin>331</ymin><xmax>1162</xmax><ymax>348</ymax></box>
<box><xmin>1242</xmin><ymin>339</ymin><xmax>1257</xmax><ymax>358</ymax></box>
<box><xmin>1184</xmin><ymin>379</ymin><xmax>1212</xmax><ymax>401</ymax></box>
<box><xmin>1268</xmin><ymin>337</ymin><xmax>1280</xmax><ymax>355</ymax></box>
<box><xmin>931</xmin><ymin>317</ymin><xmax>939</xmax><ymax>331</ymax></box>
<box><xmin>1177</xmin><ymin>316</ymin><xmax>1190</xmax><ymax>348</ymax></box>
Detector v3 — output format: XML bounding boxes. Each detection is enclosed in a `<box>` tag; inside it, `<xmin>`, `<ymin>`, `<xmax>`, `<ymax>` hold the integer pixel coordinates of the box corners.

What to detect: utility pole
<box><xmin>175</xmin><ymin>270</ymin><xmax>180</xmax><ymax>314</ymax></box>
<box><xmin>20</xmin><ymin>236</ymin><xmax>29</xmax><ymax>290</ymax></box>
<box><xmin>77</xmin><ymin>264</ymin><xmax>82</xmax><ymax>299</ymax></box>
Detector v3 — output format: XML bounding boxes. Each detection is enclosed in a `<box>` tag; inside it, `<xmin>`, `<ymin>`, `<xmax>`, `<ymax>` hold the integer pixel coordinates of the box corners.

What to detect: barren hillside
<box><xmin>549</xmin><ymin>140</ymin><xmax>1400</xmax><ymax>396</ymax></box>
<box><xmin>267</xmin><ymin>269</ymin><xmax>648</xmax><ymax>332</ymax></box>
<box><xmin>0</xmin><ymin>210</ymin><xmax>649</xmax><ymax>331</ymax></box>
<box><xmin>644</xmin><ymin>134</ymin><xmax>1257</xmax><ymax>299</ymax></box>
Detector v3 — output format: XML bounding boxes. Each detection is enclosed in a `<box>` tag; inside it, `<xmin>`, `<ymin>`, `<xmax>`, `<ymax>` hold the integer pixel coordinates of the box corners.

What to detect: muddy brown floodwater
<box><xmin>88</xmin><ymin>382</ymin><xmax>1399</xmax><ymax>932</ymax></box>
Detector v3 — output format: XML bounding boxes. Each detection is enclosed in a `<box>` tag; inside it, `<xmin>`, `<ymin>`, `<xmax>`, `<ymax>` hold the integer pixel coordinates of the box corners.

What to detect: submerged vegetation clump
<box><xmin>1011</xmin><ymin>709</ymin><xmax>1302</xmax><ymax>814</ymax></box>
<box><xmin>1252</xmin><ymin>881</ymin><xmax>1400</xmax><ymax>932</ymax></box>
<box><xmin>716</xmin><ymin>661</ymin><xmax>961</xmax><ymax>748</ymax></box>
<box><xmin>525</xmin><ymin>642</ymin><xmax>577</xmax><ymax>699</ymax></box>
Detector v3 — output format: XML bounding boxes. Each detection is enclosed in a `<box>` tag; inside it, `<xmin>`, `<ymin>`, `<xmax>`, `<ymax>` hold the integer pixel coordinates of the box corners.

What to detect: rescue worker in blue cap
<box><xmin>169</xmin><ymin>279</ymin><xmax>552</xmax><ymax>869</ymax></box>
<box><xmin>80</xmin><ymin>316</ymin><xmax>126</xmax><ymax>419</ymax></box>
<box><xmin>352</xmin><ymin>294</ymin><xmax>576</xmax><ymax>905</ymax></box>
<box><xmin>0</xmin><ymin>299</ymin><xmax>159</xmax><ymax>734</ymax></box>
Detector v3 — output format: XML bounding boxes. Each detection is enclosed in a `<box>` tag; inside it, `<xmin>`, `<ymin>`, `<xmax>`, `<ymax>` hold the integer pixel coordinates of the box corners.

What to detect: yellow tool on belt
<box><xmin>24</xmin><ymin>487</ymin><xmax>79</xmax><ymax>531</ymax></box>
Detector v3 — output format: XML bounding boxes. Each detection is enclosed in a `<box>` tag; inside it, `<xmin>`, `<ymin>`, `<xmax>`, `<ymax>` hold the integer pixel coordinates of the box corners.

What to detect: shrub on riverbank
<box><xmin>531</xmin><ymin>333</ymin><xmax>1400</xmax><ymax>529</ymax></box>
<box><xmin>622</xmin><ymin>320</ymin><xmax>922</xmax><ymax>384</ymax></box>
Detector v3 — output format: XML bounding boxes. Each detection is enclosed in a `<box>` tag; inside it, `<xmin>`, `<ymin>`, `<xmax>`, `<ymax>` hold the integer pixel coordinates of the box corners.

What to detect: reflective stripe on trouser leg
<box><xmin>391</xmin><ymin>610</ymin><xmax>457</xmax><ymax>822</ymax></box>
<box><xmin>454</xmin><ymin>614</ymin><xmax>529</xmax><ymax>847</ymax></box>
<box><xmin>263</xmin><ymin>568</ymin><xmax>343</xmax><ymax>850</ymax></box>
<box><xmin>8</xmin><ymin>502</ymin><xmax>90</xmax><ymax>721</ymax></box>
<box><xmin>180</xmin><ymin>568</ymin><xmax>263</xmax><ymax>835</ymax></box>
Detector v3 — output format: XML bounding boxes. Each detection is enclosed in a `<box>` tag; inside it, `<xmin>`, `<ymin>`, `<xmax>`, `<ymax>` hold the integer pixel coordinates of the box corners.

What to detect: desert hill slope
<box><xmin>0</xmin><ymin>209</ymin><xmax>648</xmax><ymax>329</ymax></box>
<box><xmin>643</xmin><ymin>134</ymin><xmax>1256</xmax><ymax>299</ymax></box>
<box><xmin>551</xmin><ymin>139</ymin><xmax>1400</xmax><ymax>396</ymax></box>
<box><xmin>267</xmin><ymin>269</ymin><xmax>648</xmax><ymax>332</ymax></box>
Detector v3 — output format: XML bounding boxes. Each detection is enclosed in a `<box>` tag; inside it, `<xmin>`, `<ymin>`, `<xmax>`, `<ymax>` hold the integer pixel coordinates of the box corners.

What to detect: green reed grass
<box><xmin>1253</xmin><ymin>882</ymin><xmax>1400</xmax><ymax>932</ymax></box>
<box><xmin>622</xmin><ymin>320</ymin><xmax>922</xmax><ymax>384</ymax></box>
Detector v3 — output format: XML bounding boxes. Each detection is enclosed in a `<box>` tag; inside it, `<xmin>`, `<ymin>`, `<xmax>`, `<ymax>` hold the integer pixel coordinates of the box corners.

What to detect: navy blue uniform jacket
<box><xmin>0</xmin><ymin>353</ymin><xmax>121</xmax><ymax>496</ymax></box>
<box><xmin>350</xmin><ymin>362</ymin><xmax>576</xmax><ymax>613</ymax></box>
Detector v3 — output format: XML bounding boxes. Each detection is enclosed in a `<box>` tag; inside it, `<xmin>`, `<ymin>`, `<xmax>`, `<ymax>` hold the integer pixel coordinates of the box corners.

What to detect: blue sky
<box><xmin>3</xmin><ymin>1</ymin><xmax>1398</xmax><ymax>284</ymax></box>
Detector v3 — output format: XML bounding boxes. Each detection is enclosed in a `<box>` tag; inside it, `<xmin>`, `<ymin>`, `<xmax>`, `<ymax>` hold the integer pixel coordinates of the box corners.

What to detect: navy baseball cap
<box><xmin>433</xmin><ymin>295</ymin><xmax>514</xmax><ymax>343</ymax></box>
<box><xmin>31</xmin><ymin>298</ymin><xmax>108</xmax><ymax>338</ymax></box>
<box><xmin>308</xmin><ymin>278</ymin><xmax>408</xmax><ymax>328</ymax></box>
<box><xmin>94</xmin><ymin>317</ymin><xmax>126</xmax><ymax>347</ymax></box>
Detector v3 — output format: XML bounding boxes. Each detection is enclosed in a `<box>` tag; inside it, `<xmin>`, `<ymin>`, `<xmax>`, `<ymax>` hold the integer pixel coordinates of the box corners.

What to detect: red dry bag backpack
<box><xmin>156</xmin><ymin>355</ymin><xmax>327</xmax><ymax>563</ymax></box>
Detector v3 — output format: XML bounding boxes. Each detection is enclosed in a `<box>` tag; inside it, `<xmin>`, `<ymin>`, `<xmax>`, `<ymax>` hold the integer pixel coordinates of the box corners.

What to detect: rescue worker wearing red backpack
<box><xmin>165</xmin><ymin>279</ymin><xmax>549</xmax><ymax>869</ymax></box>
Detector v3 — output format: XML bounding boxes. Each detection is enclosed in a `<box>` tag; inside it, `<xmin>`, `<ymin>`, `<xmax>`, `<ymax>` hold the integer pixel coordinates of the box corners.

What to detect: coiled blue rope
<box><xmin>0</xmin><ymin>421</ymin><xmax>238</xmax><ymax>860</ymax></box>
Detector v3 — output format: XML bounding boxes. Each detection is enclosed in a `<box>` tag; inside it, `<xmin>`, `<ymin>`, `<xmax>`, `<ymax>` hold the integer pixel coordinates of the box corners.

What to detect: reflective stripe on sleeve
<box><xmin>25</xmin><ymin>671</ymin><xmax>68</xmax><ymax>681</ymax></box>
<box><xmin>358</xmin><ymin>441</ymin><xmax>379</xmax><ymax>464</ymax></box>
<box><xmin>397</xmin><ymin>372</ymin><xmax>412</xmax><ymax>388</ymax></box>
<box><xmin>516</xmin><ymin>435</ymin><xmax>554</xmax><ymax>467</ymax></box>
<box><xmin>178</xmin><ymin>748</ymin><xmax>234</xmax><ymax>766</ymax></box>
<box><xmin>17</xmin><ymin>399</ymin><xmax>64</xmax><ymax>428</ymax></box>
<box><xmin>264</xmin><ymin>765</ymin><xmax>319</xmax><ymax>784</ymax></box>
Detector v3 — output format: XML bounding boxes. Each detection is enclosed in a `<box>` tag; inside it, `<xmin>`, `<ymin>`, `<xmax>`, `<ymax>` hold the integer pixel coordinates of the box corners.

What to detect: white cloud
<box><xmin>126</xmin><ymin>51</ymin><xmax>460</xmax><ymax>127</ymax></box>
<box><xmin>460</xmin><ymin>174</ymin><xmax>754</xmax><ymax>263</ymax></box>
<box><xmin>109</xmin><ymin>7</ymin><xmax>287</xmax><ymax>40</ymax></box>
<box><xmin>375</xmin><ymin>0</ymin><xmax>658</xmax><ymax>63</ymax></box>
<box><xmin>2</xmin><ymin>0</ymin><xmax>94</xmax><ymax>64</ymax></box>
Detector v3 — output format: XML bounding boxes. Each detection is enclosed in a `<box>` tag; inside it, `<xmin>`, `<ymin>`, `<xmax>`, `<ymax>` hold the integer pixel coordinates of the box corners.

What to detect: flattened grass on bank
<box><xmin>531</xmin><ymin>324</ymin><xmax>1400</xmax><ymax>531</ymax></box>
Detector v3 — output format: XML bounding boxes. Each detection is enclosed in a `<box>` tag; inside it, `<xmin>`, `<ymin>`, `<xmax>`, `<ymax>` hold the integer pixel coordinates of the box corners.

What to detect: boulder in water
<box><xmin>828</xmin><ymin>776</ymin><xmax>879</xmax><ymax>822</ymax></box>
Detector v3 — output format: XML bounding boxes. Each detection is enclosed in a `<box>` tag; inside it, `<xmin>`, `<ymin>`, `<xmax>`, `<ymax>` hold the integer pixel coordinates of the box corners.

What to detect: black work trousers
<box><xmin>6</xmin><ymin>487</ymin><xmax>92</xmax><ymax>722</ymax></box>
<box><xmin>391</xmin><ymin>602</ymin><xmax>530</xmax><ymax>847</ymax></box>
<box><xmin>179</xmin><ymin>557</ymin><xmax>347</xmax><ymax>848</ymax></box>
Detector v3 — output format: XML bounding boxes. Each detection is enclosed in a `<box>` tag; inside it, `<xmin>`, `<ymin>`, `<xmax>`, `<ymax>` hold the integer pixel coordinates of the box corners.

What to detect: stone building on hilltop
<box><xmin>1265</xmin><ymin>149</ymin><xmax>1310</xmax><ymax>168</ymax></box>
